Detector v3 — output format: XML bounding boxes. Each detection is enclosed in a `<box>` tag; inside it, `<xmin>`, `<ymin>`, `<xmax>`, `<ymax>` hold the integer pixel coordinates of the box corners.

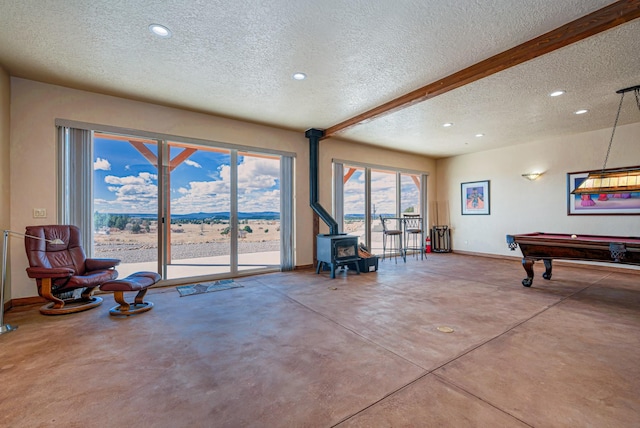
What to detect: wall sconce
<box><xmin>522</xmin><ymin>172</ymin><xmax>543</xmax><ymax>181</ymax></box>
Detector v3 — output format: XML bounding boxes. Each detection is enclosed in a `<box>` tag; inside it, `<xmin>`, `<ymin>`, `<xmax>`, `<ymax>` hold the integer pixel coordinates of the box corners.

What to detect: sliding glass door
<box><xmin>60</xmin><ymin>124</ymin><xmax>290</xmax><ymax>282</ymax></box>
<box><xmin>334</xmin><ymin>161</ymin><xmax>427</xmax><ymax>257</ymax></box>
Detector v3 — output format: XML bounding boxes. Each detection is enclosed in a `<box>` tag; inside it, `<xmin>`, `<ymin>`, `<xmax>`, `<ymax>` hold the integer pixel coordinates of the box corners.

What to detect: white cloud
<box><xmin>98</xmin><ymin>157</ymin><xmax>282</xmax><ymax>215</ymax></box>
<box><xmin>171</xmin><ymin>183</ymin><xmax>230</xmax><ymax>214</ymax></box>
<box><xmin>94</xmin><ymin>157</ymin><xmax>111</xmax><ymax>171</ymax></box>
<box><xmin>185</xmin><ymin>180</ymin><xmax>230</xmax><ymax>196</ymax></box>
<box><xmin>184</xmin><ymin>159</ymin><xmax>202</xmax><ymax>168</ymax></box>
<box><xmin>238</xmin><ymin>188</ymin><xmax>280</xmax><ymax>212</ymax></box>
<box><xmin>100</xmin><ymin>172</ymin><xmax>158</xmax><ymax>212</ymax></box>
<box><xmin>171</xmin><ymin>184</ymin><xmax>277</xmax><ymax>214</ymax></box>
<box><xmin>237</xmin><ymin>157</ymin><xmax>279</xmax><ymax>190</ymax></box>
<box><xmin>170</xmin><ymin>180</ymin><xmax>231</xmax><ymax>214</ymax></box>
<box><xmin>343</xmin><ymin>171</ymin><xmax>400</xmax><ymax>214</ymax></box>
<box><xmin>105</xmin><ymin>172</ymin><xmax>157</xmax><ymax>186</ymax></box>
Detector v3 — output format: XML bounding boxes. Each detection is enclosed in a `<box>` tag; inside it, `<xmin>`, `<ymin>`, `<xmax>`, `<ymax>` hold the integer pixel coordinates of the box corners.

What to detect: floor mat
<box><xmin>176</xmin><ymin>279</ymin><xmax>242</xmax><ymax>297</ymax></box>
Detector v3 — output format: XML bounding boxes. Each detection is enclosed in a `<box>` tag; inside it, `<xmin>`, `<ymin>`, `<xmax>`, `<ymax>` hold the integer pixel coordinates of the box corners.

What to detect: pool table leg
<box><xmin>521</xmin><ymin>258</ymin><xmax>553</xmax><ymax>287</ymax></box>
<box><xmin>522</xmin><ymin>258</ymin><xmax>534</xmax><ymax>287</ymax></box>
<box><xmin>542</xmin><ymin>259</ymin><xmax>552</xmax><ymax>280</ymax></box>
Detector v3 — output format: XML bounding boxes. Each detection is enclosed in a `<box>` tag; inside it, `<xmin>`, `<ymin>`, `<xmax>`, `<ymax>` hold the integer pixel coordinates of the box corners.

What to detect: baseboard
<box><xmin>451</xmin><ymin>250</ymin><xmax>518</xmax><ymax>261</ymax></box>
<box><xmin>295</xmin><ymin>264</ymin><xmax>314</xmax><ymax>270</ymax></box>
<box><xmin>453</xmin><ymin>250</ymin><xmax>640</xmax><ymax>275</ymax></box>
<box><xmin>8</xmin><ymin>295</ymin><xmax>47</xmax><ymax>308</ymax></box>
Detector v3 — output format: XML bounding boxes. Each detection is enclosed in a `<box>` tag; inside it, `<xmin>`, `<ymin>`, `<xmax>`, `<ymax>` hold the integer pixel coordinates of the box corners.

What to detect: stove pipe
<box><xmin>305</xmin><ymin>128</ymin><xmax>339</xmax><ymax>235</ymax></box>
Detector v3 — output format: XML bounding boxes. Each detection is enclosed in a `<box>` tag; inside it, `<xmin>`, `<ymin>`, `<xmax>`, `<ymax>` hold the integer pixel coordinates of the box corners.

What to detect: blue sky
<box><xmin>93</xmin><ymin>137</ymin><xmax>280</xmax><ymax>214</ymax></box>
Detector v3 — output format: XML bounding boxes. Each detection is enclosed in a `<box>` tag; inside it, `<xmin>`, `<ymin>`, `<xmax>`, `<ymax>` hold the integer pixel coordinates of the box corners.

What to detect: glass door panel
<box><xmin>401</xmin><ymin>173</ymin><xmax>421</xmax><ymax>215</ymax></box>
<box><xmin>92</xmin><ymin>134</ymin><xmax>160</xmax><ymax>278</ymax></box>
<box><xmin>401</xmin><ymin>173</ymin><xmax>423</xmax><ymax>257</ymax></box>
<box><xmin>343</xmin><ymin>165</ymin><xmax>366</xmax><ymax>243</ymax></box>
<box><xmin>236</xmin><ymin>153</ymin><xmax>281</xmax><ymax>271</ymax></box>
<box><xmin>166</xmin><ymin>142</ymin><xmax>231</xmax><ymax>279</ymax></box>
<box><xmin>370</xmin><ymin>170</ymin><xmax>397</xmax><ymax>255</ymax></box>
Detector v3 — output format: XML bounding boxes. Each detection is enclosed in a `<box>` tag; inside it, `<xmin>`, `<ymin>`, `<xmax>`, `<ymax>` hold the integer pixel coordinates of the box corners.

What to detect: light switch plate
<box><xmin>33</xmin><ymin>208</ymin><xmax>47</xmax><ymax>218</ymax></box>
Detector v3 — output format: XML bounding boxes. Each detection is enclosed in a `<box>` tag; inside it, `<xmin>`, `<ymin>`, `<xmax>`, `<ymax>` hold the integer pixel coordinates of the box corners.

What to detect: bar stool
<box><xmin>403</xmin><ymin>214</ymin><xmax>424</xmax><ymax>260</ymax></box>
<box><xmin>380</xmin><ymin>216</ymin><xmax>405</xmax><ymax>263</ymax></box>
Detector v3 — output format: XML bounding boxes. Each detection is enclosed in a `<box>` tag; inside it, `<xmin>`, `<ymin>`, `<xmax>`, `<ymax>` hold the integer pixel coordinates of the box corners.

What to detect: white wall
<box><xmin>8</xmin><ymin>78</ymin><xmax>435</xmax><ymax>299</ymax></box>
<box><xmin>0</xmin><ymin>66</ymin><xmax>10</xmax><ymax>303</ymax></box>
<box><xmin>436</xmin><ymin>122</ymin><xmax>640</xmax><ymax>257</ymax></box>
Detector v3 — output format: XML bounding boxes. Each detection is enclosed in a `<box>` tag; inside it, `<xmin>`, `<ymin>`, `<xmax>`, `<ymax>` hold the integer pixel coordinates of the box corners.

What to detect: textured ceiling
<box><xmin>0</xmin><ymin>0</ymin><xmax>639</xmax><ymax>158</ymax></box>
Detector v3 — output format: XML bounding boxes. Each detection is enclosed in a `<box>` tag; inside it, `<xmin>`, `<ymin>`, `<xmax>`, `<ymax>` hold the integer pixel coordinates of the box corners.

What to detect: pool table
<box><xmin>506</xmin><ymin>232</ymin><xmax>640</xmax><ymax>287</ymax></box>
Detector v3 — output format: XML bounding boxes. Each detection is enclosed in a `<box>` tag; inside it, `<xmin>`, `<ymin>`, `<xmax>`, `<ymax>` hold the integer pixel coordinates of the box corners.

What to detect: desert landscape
<box><xmin>93</xmin><ymin>220</ymin><xmax>280</xmax><ymax>264</ymax></box>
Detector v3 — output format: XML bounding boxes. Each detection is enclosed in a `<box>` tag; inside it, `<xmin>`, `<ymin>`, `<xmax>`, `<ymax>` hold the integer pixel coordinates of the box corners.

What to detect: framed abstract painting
<box><xmin>567</xmin><ymin>170</ymin><xmax>640</xmax><ymax>215</ymax></box>
<box><xmin>461</xmin><ymin>180</ymin><xmax>490</xmax><ymax>215</ymax></box>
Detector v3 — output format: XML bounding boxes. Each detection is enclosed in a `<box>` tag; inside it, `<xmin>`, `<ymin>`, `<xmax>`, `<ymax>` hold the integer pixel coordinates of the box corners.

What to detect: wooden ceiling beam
<box><xmin>324</xmin><ymin>0</ymin><xmax>640</xmax><ymax>138</ymax></box>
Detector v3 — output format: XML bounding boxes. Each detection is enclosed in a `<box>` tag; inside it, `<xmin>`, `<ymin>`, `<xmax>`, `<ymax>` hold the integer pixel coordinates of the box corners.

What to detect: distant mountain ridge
<box><xmin>110</xmin><ymin>211</ymin><xmax>281</xmax><ymax>220</ymax></box>
<box><xmin>344</xmin><ymin>213</ymin><xmax>397</xmax><ymax>219</ymax></box>
<box><xmin>104</xmin><ymin>212</ymin><xmax>398</xmax><ymax>221</ymax></box>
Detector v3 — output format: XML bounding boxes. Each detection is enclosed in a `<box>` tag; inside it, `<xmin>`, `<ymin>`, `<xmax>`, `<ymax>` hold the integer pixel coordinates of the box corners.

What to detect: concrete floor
<box><xmin>1</xmin><ymin>253</ymin><xmax>639</xmax><ymax>427</ymax></box>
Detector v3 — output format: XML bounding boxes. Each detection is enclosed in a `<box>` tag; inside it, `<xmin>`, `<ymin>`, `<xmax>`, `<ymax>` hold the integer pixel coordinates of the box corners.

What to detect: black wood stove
<box><xmin>306</xmin><ymin>128</ymin><xmax>361</xmax><ymax>279</ymax></box>
<box><xmin>315</xmin><ymin>234</ymin><xmax>360</xmax><ymax>279</ymax></box>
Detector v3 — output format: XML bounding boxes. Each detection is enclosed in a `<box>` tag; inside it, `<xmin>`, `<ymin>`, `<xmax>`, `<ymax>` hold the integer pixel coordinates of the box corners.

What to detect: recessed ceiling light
<box><xmin>149</xmin><ymin>24</ymin><xmax>172</xmax><ymax>38</ymax></box>
<box><xmin>292</xmin><ymin>72</ymin><xmax>307</xmax><ymax>80</ymax></box>
<box><xmin>549</xmin><ymin>90</ymin><xmax>565</xmax><ymax>97</ymax></box>
<box><xmin>574</xmin><ymin>109</ymin><xmax>588</xmax><ymax>115</ymax></box>
<box><xmin>475</xmin><ymin>133</ymin><xmax>484</xmax><ymax>137</ymax></box>
<box><xmin>443</xmin><ymin>122</ymin><xmax>453</xmax><ymax>127</ymax></box>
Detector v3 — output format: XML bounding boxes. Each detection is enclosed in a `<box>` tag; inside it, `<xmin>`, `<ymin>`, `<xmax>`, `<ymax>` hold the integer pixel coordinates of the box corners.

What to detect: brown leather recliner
<box><xmin>24</xmin><ymin>225</ymin><xmax>120</xmax><ymax>315</ymax></box>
